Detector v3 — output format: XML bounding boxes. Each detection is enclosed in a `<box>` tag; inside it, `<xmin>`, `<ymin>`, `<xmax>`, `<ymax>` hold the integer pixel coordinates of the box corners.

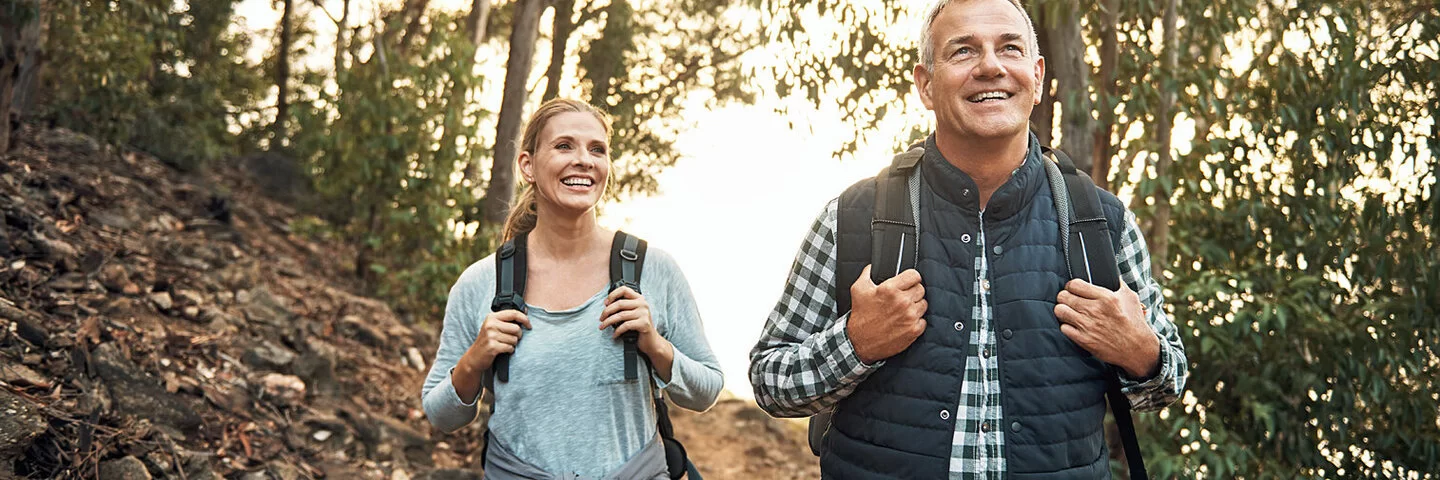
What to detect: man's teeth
<box><xmin>969</xmin><ymin>92</ymin><xmax>1011</xmax><ymax>102</ymax></box>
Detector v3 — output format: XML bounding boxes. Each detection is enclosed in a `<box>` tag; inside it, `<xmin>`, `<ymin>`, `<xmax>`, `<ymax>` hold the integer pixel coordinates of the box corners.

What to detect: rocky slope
<box><xmin>0</xmin><ymin>125</ymin><xmax>818</xmax><ymax>479</ymax></box>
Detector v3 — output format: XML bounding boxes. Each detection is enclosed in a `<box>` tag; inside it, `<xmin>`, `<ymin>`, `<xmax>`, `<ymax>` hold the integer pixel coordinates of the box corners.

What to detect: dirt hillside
<box><xmin>0</xmin><ymin>125</ymin><xmax>819</xmax><ymax>479</ymax></box>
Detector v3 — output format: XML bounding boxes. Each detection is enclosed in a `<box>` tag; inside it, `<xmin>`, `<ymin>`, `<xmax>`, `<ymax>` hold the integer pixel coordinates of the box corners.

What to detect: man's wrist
<box><xmin>1122</xmin><ymin>332</ymin><xmax>1162</xmax><ymax>379</ymax></box>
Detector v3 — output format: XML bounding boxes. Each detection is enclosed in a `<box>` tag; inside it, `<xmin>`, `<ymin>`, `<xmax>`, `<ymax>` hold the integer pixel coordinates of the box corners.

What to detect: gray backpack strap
<box><xmin>1041</xmin><ymin>147</ymin><xmax>1147</xmax><ymax>480</ymax></box>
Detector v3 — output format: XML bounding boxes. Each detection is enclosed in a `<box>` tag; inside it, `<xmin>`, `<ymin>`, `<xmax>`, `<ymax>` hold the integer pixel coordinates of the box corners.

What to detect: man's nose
<box><xmin>974</xmin><ymin>49</ymin><xmax>1006</xmax><ymax>79</ymax></box>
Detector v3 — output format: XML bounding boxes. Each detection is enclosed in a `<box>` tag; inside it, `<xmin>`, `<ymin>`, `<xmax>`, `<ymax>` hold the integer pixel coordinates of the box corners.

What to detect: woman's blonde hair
<box><xmin>500</xmin><ymin>98</ymin><xmax>614</xmax><ymax>243</ymax></box>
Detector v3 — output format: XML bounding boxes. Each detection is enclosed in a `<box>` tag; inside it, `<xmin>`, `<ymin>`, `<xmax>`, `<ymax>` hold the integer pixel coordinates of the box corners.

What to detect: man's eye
<box><xmin>954</xmin><ymin>46</ymin><xmax>972</xmax><ymax>56</ymax></box>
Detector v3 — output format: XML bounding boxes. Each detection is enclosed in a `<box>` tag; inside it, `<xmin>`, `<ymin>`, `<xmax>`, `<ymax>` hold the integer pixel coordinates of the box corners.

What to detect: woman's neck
<box><xmin>529</xmin><ymin>207</ymin><xmax>609</xmax><ymax>261</ymax></box>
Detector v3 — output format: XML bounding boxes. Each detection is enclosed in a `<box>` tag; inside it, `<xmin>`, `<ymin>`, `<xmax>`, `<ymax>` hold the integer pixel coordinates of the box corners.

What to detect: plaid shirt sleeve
<box><xmin>1114</xmin><ymin>210</ymin><xmax>1189</xmax><ymax>412</ymax></box>
<box><xmin>749</xmin><ymin>198</ymin><xmax>887</xmax><ymax>418</ymax></box>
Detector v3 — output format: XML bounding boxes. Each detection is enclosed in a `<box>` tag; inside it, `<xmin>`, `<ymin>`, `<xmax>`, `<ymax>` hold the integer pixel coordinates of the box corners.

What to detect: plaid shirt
<box><xmin>749</xmin><ymin>174</ymin><xmax>1188</xmax><ymax>479</ymax></box>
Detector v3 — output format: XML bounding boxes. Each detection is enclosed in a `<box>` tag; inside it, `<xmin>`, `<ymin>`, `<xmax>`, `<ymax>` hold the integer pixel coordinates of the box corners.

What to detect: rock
<box><xmin>99</xmin><ymin>264</ymin><xmax>131</xmax><ymax>292</ymax></box>
<box><xmin>123</xmin><ymin>283</ymin><xmax>142</xmax><ymax>295</ymax></box>
<box><xmin>90</xmin><ymin>210</ymin><xmax>137</xmax><ymax>231</ymax></box>
<box><xmin>49</xmin><ymin>271</ymin><xmax>91</xmax><ymax>290</ymax></box>
<box><xmin>405</xmin><ymin>347</ymin><xmax>426</xmax><ymax>372</ymax></box>
<box><xmin>0</xmin><ymin>389</ymin><xmax>47</xmax><ymax>462</ymax></box>
<box><xmin>340</xmin><ymin>315</ymin><xmax>387</xmax><ymax>347</ymax></box>
<box><xmin>98</xmin><ymin>456</ymin><xmax>152</xmax><ymax>480</ymax></box>
<box><xmin>91</xmin><ymin>343</ymin><xmax>202</xmax><ymax>433</ymax></box>
<box><xmin>33</xmin><ymin>233</ymin><xmax>79</xmax><ymax>265</ymax></box>
<box><xmin>148</xmin><ymin>292</ymin><xmax>173</xmax><ymax>311</ymax></box>
<box><xmin>418</xmin><ymin>469</ymin><xmax>483</xmax><ymax>480</ymax></box>
<box><xmin>174</xmin><ymin>289</ymin><xmax>205</xmax><ymax>307</ymax></box>
<box><xmin>242</xmin><ymin>341</ymin><xmax>297</xmax><ymax>372</ymax></box>
<box><xmin>259</xmin><ymin>373</ymin><xmax>306</xmax><ymax>406</ymax></box>
<box><xmin>293</xmin><ymin>349</ymin><xmax>337</xmax><ymax>398</ymax></box>
<box><xmin>37</xmin><ymin>127</ymin><xmax>101</xmax><ymax>153</ymax></box>
<box><xmin>266</xmin><ymin>461</ymin><xmax>303</xmax><ymax>480</ymax></box>
<box><xmin>242</xmin><ymin>287</ymin><xmax>291</xmax><ymax>326</ymax></box>
<box><xmin>0</xmin><ymin>360</ymin><xmax>54</xmax><ymax>388</ymax></box>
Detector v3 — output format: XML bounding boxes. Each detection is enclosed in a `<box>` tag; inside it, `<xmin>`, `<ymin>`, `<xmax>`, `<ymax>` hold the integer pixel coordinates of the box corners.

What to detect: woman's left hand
<box><xmin>599</xmin><ymin>286</ymin><xmax>670</xmax><ymax>358</ymax></box>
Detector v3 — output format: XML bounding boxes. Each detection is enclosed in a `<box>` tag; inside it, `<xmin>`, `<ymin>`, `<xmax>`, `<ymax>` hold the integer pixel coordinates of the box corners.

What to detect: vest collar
<box><xmin>920</xmin><ymin>132</ymin><xmax>1045</xmax><ymax>220</ymax></box>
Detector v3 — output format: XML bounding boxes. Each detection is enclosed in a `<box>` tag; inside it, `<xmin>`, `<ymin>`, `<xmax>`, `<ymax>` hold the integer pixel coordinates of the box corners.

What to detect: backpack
<box><xmin>484</xmin><ymin>230</ymin><xmax>701</xmax><ymax>480</ymax></box>
<box><xmin>808</xmin><ymin>145</ymin><xmax>1148</xmax><ymax>480</ymax></box>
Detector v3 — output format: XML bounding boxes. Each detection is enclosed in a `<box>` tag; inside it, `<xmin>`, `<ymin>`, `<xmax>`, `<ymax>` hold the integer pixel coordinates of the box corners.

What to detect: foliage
<box><xmin>41</xmin><ymin>0</ymin><xmax>265</xmax><ymax>169</ymax></box>
<box><xmin>761</xmin><ymin>0</ymin><xmax>1440</xmax><ymax>477</ymax></box>
<box><xmin>575</xmin><ymin>0</ymin><xmax>762</xmax><ymax>196</ymax></box>
<box><xmin>288</xmin><ymin>11</ymin><xmax>492</xmax><ymax>319</ymax></box>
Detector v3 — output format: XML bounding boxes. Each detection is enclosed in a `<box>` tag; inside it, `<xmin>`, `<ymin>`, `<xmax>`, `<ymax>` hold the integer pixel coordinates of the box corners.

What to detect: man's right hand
<box><xmin>451</xmin><ymin>309</ymin><xmax>531</xmax><ymax>402</ymax></box>
<box><xmin>847</xmin><ymin>265</ymin><xmax>927</xmax><ymax>364</ymax></box>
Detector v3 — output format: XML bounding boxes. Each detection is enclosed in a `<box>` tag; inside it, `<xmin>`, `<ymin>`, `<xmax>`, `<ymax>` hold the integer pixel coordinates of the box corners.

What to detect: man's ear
<box><xmin>914</xmin><ymin>64</ymin><xmax>935</xmax><ymax>110</ymax></box>
<box><xmin>1033</xmin><ymin>55</ymin><xmax>1046</xmax><ymax>106</ymax></box>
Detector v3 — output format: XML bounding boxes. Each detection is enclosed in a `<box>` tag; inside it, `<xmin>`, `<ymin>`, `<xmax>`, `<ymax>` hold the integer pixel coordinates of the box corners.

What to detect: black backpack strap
<box><xmin>1042</xmin><ymin>147</ymin><xmax>1147</xmax><ymax>480</ymax></box>
<box><xmin>490</xmin><ymin>232</ymin><xmax>529</xmax><ymax>383</ymax></box>
<box><xmin>813</xmin><ymin>143</ymin><xmax>923</xmax><ymax>457</ymax></box>
<box><xmin>610</xmin><ymin>231</ymin><xmax>647</xmax><ymax>381</ymax></box>
<box><xmin>869</xmin><ymin>146</ymin><xmax>922</xmax><ymax>284</ymax></box>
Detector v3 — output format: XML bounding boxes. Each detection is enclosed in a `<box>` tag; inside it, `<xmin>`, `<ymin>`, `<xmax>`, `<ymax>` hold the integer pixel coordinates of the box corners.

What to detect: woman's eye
<box><xmin>590</xmin><ymin>146</ymin><xmax>607</xmax><ymax>154</ymax></box>
<box><xmin>555</xmin><ymin>142</ymin><xmax>572</xmax><ymax>150</ymax></box>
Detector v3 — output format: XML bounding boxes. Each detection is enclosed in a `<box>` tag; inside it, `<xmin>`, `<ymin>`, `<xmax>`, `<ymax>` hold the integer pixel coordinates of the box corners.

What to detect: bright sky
<box><xmin>235</xmin><ymin>0</ymin><xmax>933</xmax><ymax>398</ymax></box>
<box><xmin>600</xmin><ymin>101</ymin><xmax>922</xmax><ymax>398</ymax></box>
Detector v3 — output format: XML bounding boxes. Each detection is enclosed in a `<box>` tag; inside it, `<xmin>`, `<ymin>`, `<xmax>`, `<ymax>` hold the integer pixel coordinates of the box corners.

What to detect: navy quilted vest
<box><xmin>824</xmin><ymin>134</ymin><xmax>1128</xmax><ymax>479</ymax></box>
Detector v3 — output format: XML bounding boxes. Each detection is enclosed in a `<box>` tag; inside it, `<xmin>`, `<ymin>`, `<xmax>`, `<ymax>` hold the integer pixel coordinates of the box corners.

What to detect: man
<box><xmin>748</xmin><ymin>0</ymin><xmax>1188</xmax><ymax>478</ymax></box>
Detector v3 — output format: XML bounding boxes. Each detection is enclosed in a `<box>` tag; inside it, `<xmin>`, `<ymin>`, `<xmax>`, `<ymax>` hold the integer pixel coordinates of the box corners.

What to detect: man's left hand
<box><xmin>1055</xmin><ymin>279</ymin><xmax>1160</xmax><ymax>379</ymax></box>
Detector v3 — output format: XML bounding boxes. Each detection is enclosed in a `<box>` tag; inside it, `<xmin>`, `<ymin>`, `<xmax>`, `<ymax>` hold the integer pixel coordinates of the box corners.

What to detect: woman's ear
<box><xmin>518</xmin><ymin>151</ymin><xmax>534</xmax><ymax>183</ymax></box>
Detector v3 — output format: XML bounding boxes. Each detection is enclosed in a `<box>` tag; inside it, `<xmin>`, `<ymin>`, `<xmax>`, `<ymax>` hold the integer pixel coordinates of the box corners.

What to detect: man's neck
<box><xmin>934</xmin><ymin>132</ymin><xmax>1031</xmax><ymax>208</ymax></box>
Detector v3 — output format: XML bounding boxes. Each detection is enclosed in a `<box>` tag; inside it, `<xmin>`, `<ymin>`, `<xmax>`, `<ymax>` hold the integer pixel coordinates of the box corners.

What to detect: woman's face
<box><xmin>519</xmin><ymin>111</ymin><xmax>611</xmax><ymax>216</ymax></box>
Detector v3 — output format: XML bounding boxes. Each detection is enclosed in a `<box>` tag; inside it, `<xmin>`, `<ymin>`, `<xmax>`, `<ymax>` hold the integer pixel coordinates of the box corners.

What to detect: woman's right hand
<box><xmin>452</xmin><ymin>309</ymin><xmax>532</xmax><ymax>402</ymax></box>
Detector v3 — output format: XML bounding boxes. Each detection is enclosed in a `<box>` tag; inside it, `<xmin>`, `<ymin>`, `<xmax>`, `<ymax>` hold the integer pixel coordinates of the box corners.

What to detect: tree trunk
<box><xmin>542</xmin><ymin>0</ymin><xmax>577</xmax><ymax>101</ymax></box>
<box><xmin>1048</xmin><ymin>0</ymin><xmax>1094</xmax><ymax>175</ymax></box>
<box><xmin>1149</xmin><ymin>0</ymin><xmax>1180</xmax><ymax>278</ymax></box>
<box><xmin>395</xmin><ymin>0</ymin><xmax>432</xmax><ymax>57</ymax></box>
<box><xmin>481</xmin><ymin>0</ymin><xmax>550</xmax><ymax>227</ymax></box>
<box><xmin>1092</xmin><ymin>0</ymin><xmax>1120</xmax><ymax>188</ymax></box>
<box><xmin>273</xmin><ymin>0</ymin><xmax>293</xmax><ymax>148</ymax></box>
<box><xmin>1029</xmin><ymin>15</ymin><xmax>1054</xmax><ymax>145</ymax></box>
<box><xmin>463</xmin><ymin>0</ymin><xmax>491</xmax><ymax>46</ymax></box>
<box><xmin>452</xmin><ymin>0</ymin><xmax>490</xmax><ymax>185</ymax></box>
<box><xmin>334</xmin><ymin>0</ymin><xmax>350</xmax><ymax>72</ymax></box>
<box><xmin>583</xmin><ymin>0</ymin><xmax>634</xmax><ymax>106</ymax></box>
<box><xmin>0</xmin><ymin>1</ymin><xmax>43</xmax><ymax>154</ymax></box>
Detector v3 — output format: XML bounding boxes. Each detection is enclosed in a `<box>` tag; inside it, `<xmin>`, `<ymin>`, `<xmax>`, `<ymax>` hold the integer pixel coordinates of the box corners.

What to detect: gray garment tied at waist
<box><xmin>483</xmin><ymin>432</ymin><xmax>669</xmax><ymax>480</ymax></box>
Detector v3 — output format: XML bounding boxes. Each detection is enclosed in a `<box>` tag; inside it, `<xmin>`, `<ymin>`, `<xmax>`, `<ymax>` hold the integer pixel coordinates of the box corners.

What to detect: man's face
<box><xmin>915</xmin><ymin>0</ymin><xmax>1044</xmax><ymax>144</ymax></box>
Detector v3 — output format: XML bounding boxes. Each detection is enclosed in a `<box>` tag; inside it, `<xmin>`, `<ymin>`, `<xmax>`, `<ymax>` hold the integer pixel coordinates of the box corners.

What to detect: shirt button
<box><xmin>961</xmin><ymin>233</ymin><xmax>972</xmax><ymax>243</ymax></box>
<box><xmin>940</xmin><ymin>409</ymin><xmax>951</xmax><ymax>420</ymax></box>
<box><xmin>993</xmin><ymin>245</ymin><xmax>1004</xmax><ymax>255</ymax></box>
<box><xmin>1002</xmin><ymin>328</ymin><xmax>1014</xmax><ymax>339</ymax></box>
<box><xmin>962</xmin><ymin>189</ymin><xmax>972</xmax><ymax>197</ymax></box>
<box><xmin>982</xmin><ymin>348</ymin><xmax>992</xmax><ymax>358</ymax></box>
<box><xmin>981</xmin><ymin>279</ymin><xmax>991</xmax><ymax>291</ymax></box>
<box><xmin>980</xmin><ymin>421</ymin><xmax>990</xmax><ymax>432</ymax></box>
<box><xmin>953</xmin><ymin>322</ymin><xmax>964</xmax><ymax>331</ymax></box>
<box><xmin>1011</xmin><ymin>421</ymin><xmax>1022</xmax><ymax>433</ymax></box>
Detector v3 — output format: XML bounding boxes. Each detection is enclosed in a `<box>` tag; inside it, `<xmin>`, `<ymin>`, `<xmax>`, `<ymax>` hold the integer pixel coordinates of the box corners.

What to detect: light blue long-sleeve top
<box><xmin>421</xmin><ymin>245</ymin><xmax>722</xmax><ymax>478</ymax></box>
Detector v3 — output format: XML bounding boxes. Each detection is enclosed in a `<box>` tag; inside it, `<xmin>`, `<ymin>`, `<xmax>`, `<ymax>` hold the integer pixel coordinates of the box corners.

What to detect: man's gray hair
<box><xmin>919</xmin><ymin>0</ymin><xmax>1041</xmax><ymax>71</ymax></box>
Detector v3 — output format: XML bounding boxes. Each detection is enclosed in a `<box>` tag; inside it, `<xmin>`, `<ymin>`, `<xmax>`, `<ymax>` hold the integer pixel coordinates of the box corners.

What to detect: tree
<box><xmin>273</xmin><ymin>0</ymin><xmax>294</xmax><ymax>147</ymax></box>
<box><xmin>760</xmin><ymin>0</ymin><xmax>1440</xmax><ymax>477</ymax></box>
<box><xmin>480</xmin><ymin>0</ymin><xmax>549</xmax><ymax>227</ymax></box>
<box><xmin>0</xmin><ymin>0</ymin><xmax>43</xmax><ymax>154</ymax></box>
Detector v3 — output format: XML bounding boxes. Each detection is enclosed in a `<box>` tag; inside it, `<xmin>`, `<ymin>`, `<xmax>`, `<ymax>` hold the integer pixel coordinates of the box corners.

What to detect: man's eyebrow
<box><xmin>946</xmin><ymin>35</ymin><xmax>975</xmax><ymax>48</ymax></box>
<box><xmin>1001</xmin><ymin>32</ymin><xmax>1025</xmax><ymax>43</ymax></box>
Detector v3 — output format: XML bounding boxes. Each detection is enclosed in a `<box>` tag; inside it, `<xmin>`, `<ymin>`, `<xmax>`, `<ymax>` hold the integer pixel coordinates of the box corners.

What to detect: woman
<box><xmin>421</xmin><ymin>98</ymin><xmax>722</xmax><ymax>479</ymax></box>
